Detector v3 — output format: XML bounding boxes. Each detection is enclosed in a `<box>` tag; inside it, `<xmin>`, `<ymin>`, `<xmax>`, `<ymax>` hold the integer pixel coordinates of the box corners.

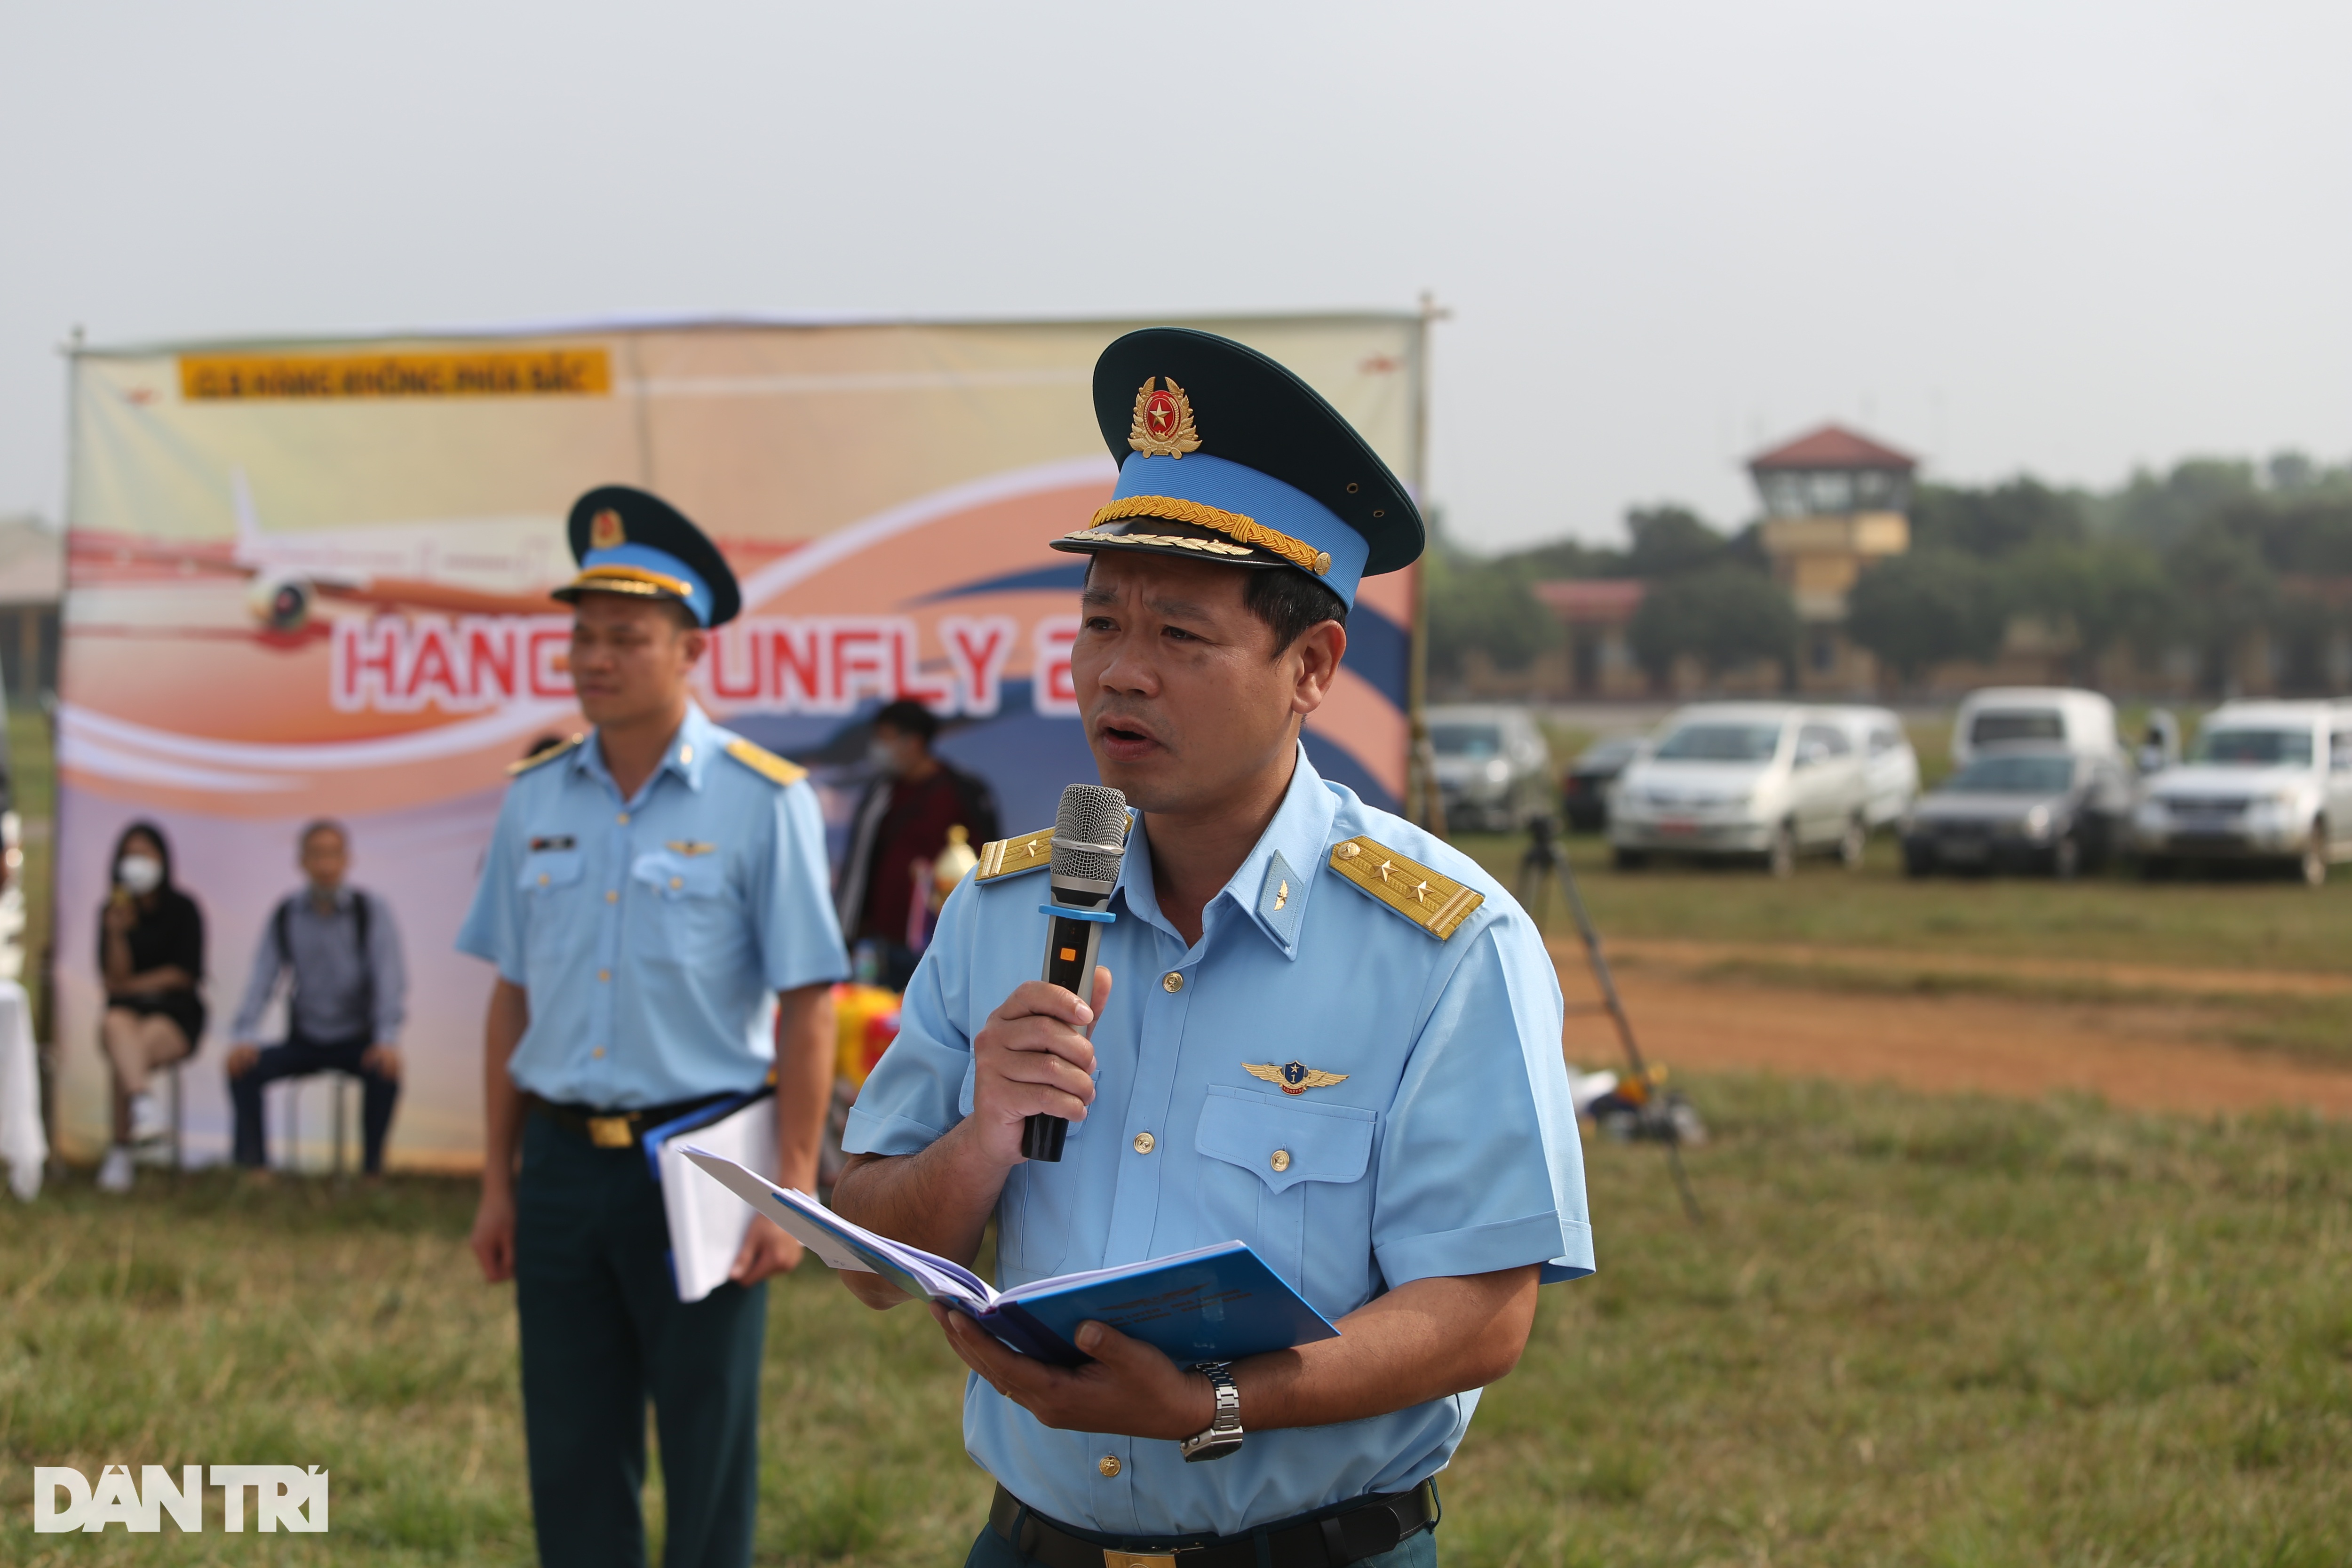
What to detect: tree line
<box><xmin>1426</xmin><ymin>453</ymin><xmax>2352</xmax><ymax>694</ymax></box>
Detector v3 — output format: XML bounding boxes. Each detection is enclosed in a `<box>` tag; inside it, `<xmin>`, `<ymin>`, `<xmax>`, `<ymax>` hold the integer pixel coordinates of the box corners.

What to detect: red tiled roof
<box><xmin>1748</xmin><ymin>423</ymin><xmax>1916</xmax><ymax>472</ymax></box>
<box><xmin>1533</xmin><ymin>578</ymin><xmax>1645</xmax><ymax>624</ymax></box>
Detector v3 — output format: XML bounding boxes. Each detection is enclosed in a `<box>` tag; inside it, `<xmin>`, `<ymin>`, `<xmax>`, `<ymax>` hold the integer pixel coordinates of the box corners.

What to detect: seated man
<box><xmin>226</xmin><ymin>819</ymin><xmax>408</xmax><ymax>1175</ymax></box>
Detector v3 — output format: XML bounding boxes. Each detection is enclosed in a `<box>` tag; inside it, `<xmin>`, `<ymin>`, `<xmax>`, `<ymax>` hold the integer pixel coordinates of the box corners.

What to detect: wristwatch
<box><xmin>1180</xmin><ymin>1362</ymin><xmax>1244</xmax><ymax>1463</ymax></box>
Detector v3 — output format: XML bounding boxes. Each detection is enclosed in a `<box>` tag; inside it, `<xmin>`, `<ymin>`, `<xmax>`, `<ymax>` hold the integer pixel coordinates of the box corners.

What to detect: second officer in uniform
<box><xmin>460</xmin><ymin>487</ymin><xmax>850</xmax><ymax>1568</ymax></box>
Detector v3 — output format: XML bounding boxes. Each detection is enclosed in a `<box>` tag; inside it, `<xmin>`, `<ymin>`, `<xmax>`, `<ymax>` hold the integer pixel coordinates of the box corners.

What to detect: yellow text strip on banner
<box><xmin>179</xmin><ymin>349</ymin><xmax>612</xmax><ymax>400</ymax></box>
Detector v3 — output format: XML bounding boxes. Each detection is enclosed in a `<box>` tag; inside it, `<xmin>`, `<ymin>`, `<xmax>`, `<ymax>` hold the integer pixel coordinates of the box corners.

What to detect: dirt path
<box><xmin>1553</xmin><ymin>953</ymin><xmax>2352</xmax><ymax>1120</ymax></box>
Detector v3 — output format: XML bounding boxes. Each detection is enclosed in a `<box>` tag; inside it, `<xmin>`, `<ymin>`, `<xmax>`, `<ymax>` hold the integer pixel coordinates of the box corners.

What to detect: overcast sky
<box><xmin>3</xmin><ymin>1</ymin><xmax>2345</xmax><ymax>550</ymax></box>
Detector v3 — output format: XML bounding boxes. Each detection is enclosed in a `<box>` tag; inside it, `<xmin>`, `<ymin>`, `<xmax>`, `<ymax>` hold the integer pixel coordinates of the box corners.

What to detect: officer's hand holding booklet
<box><xmin>684</xmin><ymin>1147</ymin><xmax>1339</xmax><ymax>1367</ymax></box>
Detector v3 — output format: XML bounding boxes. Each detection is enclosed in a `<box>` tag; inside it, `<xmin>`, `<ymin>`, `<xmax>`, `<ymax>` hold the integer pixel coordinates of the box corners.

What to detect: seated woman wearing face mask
<box><xmin>95</xmin><ymin>820</ymin><xmax>207</xmax><ymax>1194</ymax></box>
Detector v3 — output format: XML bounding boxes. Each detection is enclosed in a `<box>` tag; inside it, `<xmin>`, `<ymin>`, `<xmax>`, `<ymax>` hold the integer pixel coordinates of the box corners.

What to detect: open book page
<box><xmin>681</xmin><ymin>1146</ymin><xmax>991</xmax><ymax>1306</ymax></box>
<box><xmin>651</xmin><ymin>1096</ymin><xmax>776</xmax><ymax>1304</ymax></box>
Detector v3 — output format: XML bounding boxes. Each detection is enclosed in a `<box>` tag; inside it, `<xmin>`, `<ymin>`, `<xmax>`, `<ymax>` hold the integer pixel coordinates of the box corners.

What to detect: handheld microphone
<box><xmin>1022</xmin><ymin>783</ymin><xmax>1128</xmax><ymax>1162</ymax></box>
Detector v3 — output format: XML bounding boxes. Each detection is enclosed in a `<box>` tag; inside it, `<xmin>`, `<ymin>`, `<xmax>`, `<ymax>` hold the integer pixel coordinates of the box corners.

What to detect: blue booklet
<box><xmin>683</xmin><ymin>1146</ymin><xmax>1339</xmax><ymax>1367</ymax></box>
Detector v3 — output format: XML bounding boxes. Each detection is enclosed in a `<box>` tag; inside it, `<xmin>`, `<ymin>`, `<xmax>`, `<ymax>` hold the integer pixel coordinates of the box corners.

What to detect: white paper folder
<box><xmin>646</xmin><ymin>1090</ymin><xmax>777</xmax><ymax>1303</ymax></box>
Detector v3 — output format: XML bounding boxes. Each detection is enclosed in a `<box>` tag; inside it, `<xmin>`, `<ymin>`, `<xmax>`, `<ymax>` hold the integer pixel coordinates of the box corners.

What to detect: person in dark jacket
<box><xmin>833</xmin><ymin>699</ymin><xmax>999</xmax><ymax>991</ymax></box>
<box><xmin>225</xmin><ymin>819</ymin><xmax>408</xmax><ymax>1176</ymax></box>
<box><xmin>96</xmin><ymin>820</ymin><xmax>205</xmax><ymax>1193</ymax></box>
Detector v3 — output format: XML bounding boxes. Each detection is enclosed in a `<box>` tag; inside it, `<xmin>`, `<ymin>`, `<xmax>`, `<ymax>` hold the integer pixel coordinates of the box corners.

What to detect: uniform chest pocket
<box><xmin>630</xmin><ymin>850</ymin><xmax>725</xmax><ymax>902</ymax></box>
<box><xmin>1196</xmin><ymin>1085</ymin><xmax>1375</xmax><ymax>1190</ymax></box>
<box><xmin>628</xmin><ymin>850</ymin><xmax>736</xmax><ymax>965</ymax></box>
<box><xmin>518</xmin><ymin>846</ymin><xmax>585</xmax><ymax>894</ymax></box>
<box><xmin>1192</xmin><ymin>1084</ymin><xmax>1376</xmax><ymax>1296</ymax></box>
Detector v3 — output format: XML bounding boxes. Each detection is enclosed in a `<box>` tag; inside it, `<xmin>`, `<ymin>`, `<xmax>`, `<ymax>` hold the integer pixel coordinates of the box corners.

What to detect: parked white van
<box><xmin>2132</xmin><ymin>699</ymin><xmax>2352</xmax><ymax>885</ymax></box>
<box><xmin>1950</xmin><ymin>687</ymin><xmax>2120</xmax><ymax>767</ymax></box>
<box><xmin>1610</xmin><ymin>702</ymin><xmax>1874</xmax><ymax>876</ymax></box>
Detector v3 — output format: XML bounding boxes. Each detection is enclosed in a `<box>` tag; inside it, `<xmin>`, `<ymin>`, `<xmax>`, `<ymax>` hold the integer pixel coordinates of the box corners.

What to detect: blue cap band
<box><xmin>571</xmin><ymin>541</ymin><xmax>715</xmax><ymax>626</ymax></box>
<box><xmin>1109</xmin><ymin>453</ymin><xmax>1371</xmax><ymax>608</ymax></box>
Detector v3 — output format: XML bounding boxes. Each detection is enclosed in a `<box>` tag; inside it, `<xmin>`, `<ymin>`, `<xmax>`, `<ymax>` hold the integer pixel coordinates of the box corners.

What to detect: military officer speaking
<box><xmin>833</xmin><ymin>329</ymin><xmax>1594</xmax><ymax>1567</ymax></box>
<box><xmin>459</xmin><ymin>487</ymin><xmax>849</xmax><ymax>1568</ymax></box>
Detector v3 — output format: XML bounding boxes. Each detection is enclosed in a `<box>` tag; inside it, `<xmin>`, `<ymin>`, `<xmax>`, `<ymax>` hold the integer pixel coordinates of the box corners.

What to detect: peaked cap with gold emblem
<box><xmin>555</xmin><ymin>485</ymin><xmax>743</xmax><ymax>627</ymax></box>
<box><xmin>1049</xmin><ymin>328</ymin><xmax>1424</xmax><ymax>610</ymax></box>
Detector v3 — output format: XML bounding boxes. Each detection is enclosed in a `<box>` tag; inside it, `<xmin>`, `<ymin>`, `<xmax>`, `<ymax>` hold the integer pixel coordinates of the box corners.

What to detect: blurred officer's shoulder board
<box><xmin>975</xmin><ymin>827</ymin><xmax>1055</xmax><ymax>883</ymax></box>
<box><xmin>1327</xmin><ymin>833</ymin><xmax>1485</xmax><ymax>940</ymax></box>
<box><xmin>722</xmin><ymin>737</ymin><xmax>808</xmax><ymax>788</ymax></box>
<box><xmin>509</xmin><ymin>734</ymin><xmax>584</xmax><ymax>776</ymax></box>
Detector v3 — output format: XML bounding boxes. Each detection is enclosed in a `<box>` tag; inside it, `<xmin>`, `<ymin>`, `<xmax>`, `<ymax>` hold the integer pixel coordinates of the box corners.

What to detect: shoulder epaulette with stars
<box><xmin>974</xmin><ymin>827</ymin><xmax>1055</xmax><ymax>882</ymax></box>
<box><xmin>723</xmin><ymin>737</ymin><xmax>809</xmax><ymax>787</ymax></box>
<box><xmin>1326</xmin><ymin>834</ymin><xmax>1484</xmax><ymax>939</ymax></box>
<box><xmin>507</xmin><ymin>734</ymin><xmax>583</xmax><ymax>776</ymax></box>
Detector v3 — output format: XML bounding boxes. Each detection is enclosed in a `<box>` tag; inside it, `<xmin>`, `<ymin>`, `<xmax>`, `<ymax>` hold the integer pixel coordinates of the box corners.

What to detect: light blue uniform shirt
<box><xmin>843</xmin><ymin>746</ymin><xmax>1593</xmax><ymax>1538</ymax></box>
<box><xmin>456</xmin><ymin>704</ymin><xmax>850</xmax><ymax>1108</ymax></box>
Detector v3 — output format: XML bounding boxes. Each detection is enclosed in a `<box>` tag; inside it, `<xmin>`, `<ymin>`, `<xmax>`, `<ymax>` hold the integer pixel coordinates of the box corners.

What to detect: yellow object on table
<box><xmin>832</xmin><ymin>982</ymin><xmax>904</xmax><ymax>1092</ymax></box>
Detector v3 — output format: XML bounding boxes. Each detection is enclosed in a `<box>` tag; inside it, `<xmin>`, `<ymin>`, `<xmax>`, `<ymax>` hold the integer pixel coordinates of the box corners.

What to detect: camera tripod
<box><xmin>1518</xmin><ymin>814</ymin><xmax>1704</xmax><ymax>1224</ymax></box>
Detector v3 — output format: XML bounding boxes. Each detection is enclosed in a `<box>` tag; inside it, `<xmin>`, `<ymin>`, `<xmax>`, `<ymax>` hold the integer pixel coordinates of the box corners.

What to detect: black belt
<box><xmin>988</xmin><ymin>1480</ymin><xmax>1438</xmax><ymax>1568</ymax></box>
<box><xmin>529</xmin><ymin>1091</ymin><xmax>734</xmax><ymax>1151</ymax></box>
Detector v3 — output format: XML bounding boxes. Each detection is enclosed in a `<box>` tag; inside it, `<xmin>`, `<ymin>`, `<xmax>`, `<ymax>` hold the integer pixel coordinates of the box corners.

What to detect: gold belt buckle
<box><xmin>1102</xmin><ymin>1555</ymin><xmax>1176</xmax><ymax>1568</ymax></box>
<box><xmin>586</xmin><ymin>1114</ymin><xmax>636</xmax><ymax>1149</ymax></box>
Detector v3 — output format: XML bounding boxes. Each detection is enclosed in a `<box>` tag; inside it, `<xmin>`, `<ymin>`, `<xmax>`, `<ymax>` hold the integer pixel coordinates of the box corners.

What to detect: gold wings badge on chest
<box><xmin>1245</xmin><ymin>1060</ymin><xmax>1350</xmax><ymax>1096</ymax></box>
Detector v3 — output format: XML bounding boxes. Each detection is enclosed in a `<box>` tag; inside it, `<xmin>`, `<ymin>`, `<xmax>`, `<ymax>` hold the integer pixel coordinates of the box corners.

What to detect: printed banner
<box><xmin>56</xmin><ymin>315</ymin><xmax>1423</xmax><ymax>1167</ymax></box>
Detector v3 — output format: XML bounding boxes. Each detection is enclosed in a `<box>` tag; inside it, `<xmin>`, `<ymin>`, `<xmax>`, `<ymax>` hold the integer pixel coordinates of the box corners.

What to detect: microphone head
<box><xmin>1050</xmin><ymin>784</ymin><xmax>1129</xmax><ymax>906</ymax></box>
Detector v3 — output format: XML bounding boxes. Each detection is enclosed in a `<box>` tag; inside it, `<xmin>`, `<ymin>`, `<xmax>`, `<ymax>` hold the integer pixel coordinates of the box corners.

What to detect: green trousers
<box><xmin>515</xmin><ymin>1111</ymin><xmax>768</xmax><ymax>1568</ymax></box>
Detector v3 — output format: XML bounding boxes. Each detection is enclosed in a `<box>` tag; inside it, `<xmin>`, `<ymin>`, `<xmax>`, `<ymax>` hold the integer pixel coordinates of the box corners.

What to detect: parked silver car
<box><xmin>1428</xmin><ymin>704</ymin><xmax>1552</xmax><ymax>832</ymax></box>
<box><xmin>1609</xmin><ymin>702</ymin><xmax>1874</xmax><ymax>875</ymax></box>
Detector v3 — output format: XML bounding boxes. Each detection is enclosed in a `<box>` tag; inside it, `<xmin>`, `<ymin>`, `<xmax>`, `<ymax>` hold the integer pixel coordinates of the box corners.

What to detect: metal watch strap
<box><xmin>1180</xmin><ymin>1361</ymin><xmax>1244</xmax><ymax>1463</ymax></box>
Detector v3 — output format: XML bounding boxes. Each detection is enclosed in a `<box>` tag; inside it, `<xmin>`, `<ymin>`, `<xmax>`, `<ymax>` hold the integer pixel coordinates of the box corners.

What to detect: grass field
<box><xmin>7</xmin><ymin>1075</ymin><xmax>2348</xmax><ymax>1567</ymax></box>
<box><xmin>14</xmin><ymin>713</ymin><xmax>2349</xmax><ymax>1562</ymax></box>
<box><xmin>1452</xmin><ymin>828</ymin><xmax>2352</xmax><ymax>977</ymax></box>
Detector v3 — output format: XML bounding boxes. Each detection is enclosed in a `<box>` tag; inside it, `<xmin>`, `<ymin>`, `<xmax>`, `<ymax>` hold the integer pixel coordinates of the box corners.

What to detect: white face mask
<box><xmin>117</xmin><ymin>855</ymin><xmax>163</xmax><ymax>895</ymax></box>
<box><xmin>868</xmin><ymin>740</ymin><xmax>903</xmax><ymax>777</ymax></box>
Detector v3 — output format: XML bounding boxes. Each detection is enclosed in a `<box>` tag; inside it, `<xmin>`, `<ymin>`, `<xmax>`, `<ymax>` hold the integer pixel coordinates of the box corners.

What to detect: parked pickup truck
<box><xmin>2133</xmin><ymin>699</ymin><xmax>2352</xmax><ymax>885</ymax></box>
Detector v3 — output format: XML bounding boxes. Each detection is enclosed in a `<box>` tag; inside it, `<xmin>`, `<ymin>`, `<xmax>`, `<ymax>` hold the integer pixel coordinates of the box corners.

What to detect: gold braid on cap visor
<box><xmin>563</xmin><ymin>564</ymin><xmax>697</xmax><ymax>600</ymax></box>
<box><xmin>1081</xmin><ymin>496</ymin><xmax>1333</xmax><ymax>577</ymax></box>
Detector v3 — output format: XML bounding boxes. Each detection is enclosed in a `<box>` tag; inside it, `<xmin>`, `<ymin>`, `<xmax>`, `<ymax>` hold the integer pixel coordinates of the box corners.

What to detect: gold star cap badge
<box><xmin>588</xmin><ymin>508</ymin><xmax>626</xmax><ymax>551</ymax></box>
<box><xmin>1127</xmin><ymin>376</ymin><xmax>1203</xmax><ymax>459</ymax></box>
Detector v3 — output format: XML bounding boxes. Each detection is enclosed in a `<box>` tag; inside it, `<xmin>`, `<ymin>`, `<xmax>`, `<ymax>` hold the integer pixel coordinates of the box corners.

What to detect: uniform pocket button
<box><xmin>1271</xmin><ymin>1149</ymin><xmax>1291</xmax><ymax>1173</ymax></box>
